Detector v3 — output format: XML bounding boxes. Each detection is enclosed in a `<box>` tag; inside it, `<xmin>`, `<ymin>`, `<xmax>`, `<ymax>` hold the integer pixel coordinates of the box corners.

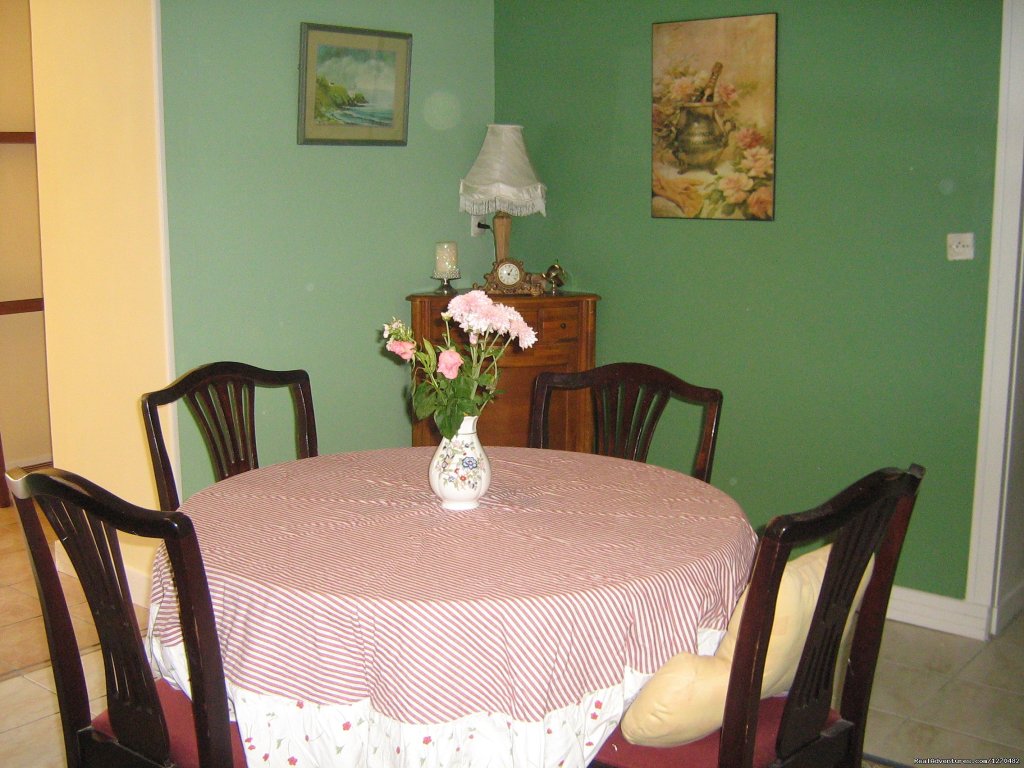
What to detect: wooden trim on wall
<box><xmin>0</xmin><ymin>298</ymin><xmax>44</xmax><ymax>315</ymax></box>
<box><xmin>0</xmin><ymin>131</ymin><xmax>36</xmax><ymax>143</ymax></box>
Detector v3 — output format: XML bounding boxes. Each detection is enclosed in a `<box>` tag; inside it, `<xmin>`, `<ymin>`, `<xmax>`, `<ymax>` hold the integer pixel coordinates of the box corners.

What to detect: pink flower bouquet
<box><xmin>382</xmin><ymin>290</ymin><xmax>537</xmax><ymax>440</ymax></box>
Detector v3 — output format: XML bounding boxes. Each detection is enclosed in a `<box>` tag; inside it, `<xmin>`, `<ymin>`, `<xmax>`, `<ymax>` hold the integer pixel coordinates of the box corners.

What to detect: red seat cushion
<box><xmin>92</xmin><ymin>678</ymin><xmax>246</xmax><ymax>768</ymax></box>
<box><xmin>594</xmin><ymin>697</ymin><xmax>843</xmax><ymax>768</ymax></box>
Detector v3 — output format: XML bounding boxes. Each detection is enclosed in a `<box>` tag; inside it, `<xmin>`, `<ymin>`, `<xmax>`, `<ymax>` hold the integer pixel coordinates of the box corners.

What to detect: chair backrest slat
<box><xmin>141</xmin><ymin>361</ymin><xmax>318</xmax><ymax>510</ymax></box>
<box><xmin>529</xmin><ymin>362</ymin><xmax>722</xmax><ymax>481</ymax></box>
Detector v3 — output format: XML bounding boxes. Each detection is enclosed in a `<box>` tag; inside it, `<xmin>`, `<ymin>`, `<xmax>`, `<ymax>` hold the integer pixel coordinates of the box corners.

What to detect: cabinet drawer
<box><xmin>539</xmin><ymin>307</ymin><xmax>578</xmax><ymax>344</ymax></box>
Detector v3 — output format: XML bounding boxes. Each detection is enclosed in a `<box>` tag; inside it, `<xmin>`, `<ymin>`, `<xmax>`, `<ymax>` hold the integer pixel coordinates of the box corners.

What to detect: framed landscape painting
<box><xmin>652</xmin><ymin>13</ymin><xmax>777</xmax><ymax>220</ymax></box>
<box><xmin>298</xmin><ymin>23</ymin><xmax>412</xmax><ymax>145</ymax></box>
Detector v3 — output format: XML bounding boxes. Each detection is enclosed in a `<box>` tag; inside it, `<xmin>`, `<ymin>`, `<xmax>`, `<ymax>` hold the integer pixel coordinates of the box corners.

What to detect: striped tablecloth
<box><xmin>149</xmin><ymin>447</ymin><xmax>756</xmax><ymax>768</ymax></box>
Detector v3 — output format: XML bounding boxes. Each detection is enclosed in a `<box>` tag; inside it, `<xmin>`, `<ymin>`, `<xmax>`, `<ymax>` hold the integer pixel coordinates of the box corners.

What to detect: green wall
<box><xmin>161</xmin><ymin>1</ymin><xmax>1003</xmax><ymax>600</ymax></box>
<box><xmin>160</xmin><ymin>1</ymin><xmax>497</xmax><ymax>489</ymax></box>
<box><xmin>495</xmin><ymin>0</ymin><xmax>1002</xmax><ymax>598</ymax></box>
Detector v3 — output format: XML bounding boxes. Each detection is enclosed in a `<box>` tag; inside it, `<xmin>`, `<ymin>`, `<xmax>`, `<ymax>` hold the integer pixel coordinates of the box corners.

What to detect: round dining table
<box><xmin>149</xmin><ymin>447</ymin><xmax>757</xmax><ymax>768</ymax></box>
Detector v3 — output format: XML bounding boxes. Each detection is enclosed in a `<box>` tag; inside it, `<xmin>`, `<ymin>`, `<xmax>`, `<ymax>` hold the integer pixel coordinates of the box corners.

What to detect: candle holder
<box><xmin>432</xmin><ymin>268</ymin><xmax>460</xmax><ymax>295</ymax></box>
<box><xmin>433</xmin><ymin>241</ymin><xmax>460</xmax><ymax>295</ymax></box>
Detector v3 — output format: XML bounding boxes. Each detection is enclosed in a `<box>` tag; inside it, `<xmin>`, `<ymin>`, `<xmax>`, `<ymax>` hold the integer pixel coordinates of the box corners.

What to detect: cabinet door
<box><xmin>408</xmin><ymin>293</ymin><xmax>597</xmax><ymax>450</ymax></box>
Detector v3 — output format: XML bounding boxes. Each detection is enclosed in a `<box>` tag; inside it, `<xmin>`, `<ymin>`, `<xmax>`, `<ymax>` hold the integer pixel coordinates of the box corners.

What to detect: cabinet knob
<box><xmin>560</xmin><ymin>322</ymin><xmax>567</xmax><ymax>329</ymax></box>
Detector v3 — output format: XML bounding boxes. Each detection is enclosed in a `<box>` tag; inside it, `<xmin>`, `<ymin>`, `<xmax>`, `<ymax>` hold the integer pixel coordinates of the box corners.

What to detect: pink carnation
<box><xmin>510</xmin><ymin>315</ymin><xmax>537</xmax><ymax>349</ymax></box>
<box><xmin>437</xmin><ymin>349</ymin><xmax>464</xmax><ymax>379</ymax></box>
<box><xmin>386</xmin><ymin>339</ymin><xmax>416</xmax><ymax>361</ymax></box>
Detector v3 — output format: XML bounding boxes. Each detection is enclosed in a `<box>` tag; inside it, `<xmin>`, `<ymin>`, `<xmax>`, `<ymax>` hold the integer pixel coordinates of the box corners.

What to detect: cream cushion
<box><xmin>621</xmin><ymin>544</ymin><xmax>873</xmax><ymax>747</ymax></box>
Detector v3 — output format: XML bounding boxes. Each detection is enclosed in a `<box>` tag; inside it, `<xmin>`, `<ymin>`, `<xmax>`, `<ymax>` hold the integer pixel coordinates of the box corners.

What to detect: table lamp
<box><xmin>459</xmin><ymin>125</ymin><xmax>546</xmax><ymax>293</ymax></box>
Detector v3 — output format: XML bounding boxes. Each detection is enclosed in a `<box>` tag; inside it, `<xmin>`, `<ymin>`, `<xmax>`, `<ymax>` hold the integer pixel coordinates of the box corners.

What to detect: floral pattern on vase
<box><xmin>429</xmin><ymin>415</ymin><xmax>490</xmax><ymax>510</ymax></box>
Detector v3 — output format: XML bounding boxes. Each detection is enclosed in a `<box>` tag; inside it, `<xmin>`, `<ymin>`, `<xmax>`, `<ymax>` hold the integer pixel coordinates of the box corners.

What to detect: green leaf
<box><xmin>435</xmin><ymin>406</ymin><xmax>462</xmax><ymax>440</ymax></box>
<box><xmin>420</xmin><ymin>339</ymin><xmax>437</xmax><ymax>373</ymax></box>
<box><xmin>413</xmin><ymin>386</ymin><xmax>438</xmax><ymax>419</ymax></box>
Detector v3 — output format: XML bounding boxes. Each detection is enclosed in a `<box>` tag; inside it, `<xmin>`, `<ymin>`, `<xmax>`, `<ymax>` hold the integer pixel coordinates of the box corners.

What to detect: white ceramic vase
<box><xmin>429</xmin><ymin>415</ymin><xmax>491</xmax><ymax>510</ymax></box>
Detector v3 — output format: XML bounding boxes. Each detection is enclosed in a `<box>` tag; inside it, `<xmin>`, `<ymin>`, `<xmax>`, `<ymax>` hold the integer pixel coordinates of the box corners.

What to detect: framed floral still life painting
<box><xmin>298</xmin><ymin>23</ymin><xmax>412</xmax><ymax>145</ymax></box>
<box><xmin>652</xmin><ymin>13</ymin><xmax>777</xmax><ymax>220</ymax></box>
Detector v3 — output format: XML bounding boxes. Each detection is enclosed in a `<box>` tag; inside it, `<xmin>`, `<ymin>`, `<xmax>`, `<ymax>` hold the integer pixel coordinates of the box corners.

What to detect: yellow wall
<box><xmin>29</xmin><ymin>0</ymin><xmax>173</xmax><ymax>593</ymax></box>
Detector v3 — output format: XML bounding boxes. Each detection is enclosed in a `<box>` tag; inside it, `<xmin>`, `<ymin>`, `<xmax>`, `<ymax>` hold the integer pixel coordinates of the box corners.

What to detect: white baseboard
<box><xmin>887</xmin><ymin>585</ymin><xmax>992</xmax><ymax>640</ymax></box>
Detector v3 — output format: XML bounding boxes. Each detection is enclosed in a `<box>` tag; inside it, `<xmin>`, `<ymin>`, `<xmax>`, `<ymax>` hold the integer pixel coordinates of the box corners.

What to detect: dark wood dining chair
<box><xmin>591</xmin><ymin>463</ymin><xmax>924</xmax><ymax>768</ymax></box>
<box><xmin>528</xmin><ymin>362</ymin><xmax>723</xmax><ymax>481</ymax></box>
<box><xmin>141</xmin><ymin>361</ymin><xmax>318</xmax><ymax>509</ymax></box>
<box><xmin>5</xmin><ymin>466</ymin><xmax>245</xmax><ymax>768</ymax></box>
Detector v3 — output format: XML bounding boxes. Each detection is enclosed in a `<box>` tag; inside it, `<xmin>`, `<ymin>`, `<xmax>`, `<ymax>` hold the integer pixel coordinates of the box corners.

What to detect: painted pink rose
<box><xmin>747</xmin><ymin>186</ymin><xmax>774</xmax><ymax>219</ymax></box>
<box><xmin>437</xmin><ymin>349</ymin><xmax>464</xmax><ymax>379</ymax></box>
<box><xmin>735</xmin><ymin>127</ymin><xmax>764</xmax><ymax>150</ymax></box>
<box><xmin>719</xmin><ymin>172</ymin><xmax>753</xmax><ymax>204</ymax></box>
<box><xmin>741</xmin><ymin>146</ymin><xmax>774</xmax><ymax>178</ymax></box>
<box><xmin>386</xmin><ymin>339</ymin><xmax>416</xmax><ymax>361</ymax></box>
<box><xmin>717</xmin><ymin>82</ymin><xmax>738</xmax><ymax>104</ymax></box>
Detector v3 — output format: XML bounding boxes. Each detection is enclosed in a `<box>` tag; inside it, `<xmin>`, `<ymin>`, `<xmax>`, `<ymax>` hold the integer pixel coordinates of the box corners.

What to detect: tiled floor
<box><xmin>1</xmin><ymin>498</ymin><xmax>1022</xmax><ymax>766</ymax></box>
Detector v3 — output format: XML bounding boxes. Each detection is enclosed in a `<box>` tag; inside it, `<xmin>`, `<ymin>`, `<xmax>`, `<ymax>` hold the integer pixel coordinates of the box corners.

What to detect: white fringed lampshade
<box><xmin>459</xmin><ymin>124</ymin><xmax>546</xmax><ymax>217</ymax></box>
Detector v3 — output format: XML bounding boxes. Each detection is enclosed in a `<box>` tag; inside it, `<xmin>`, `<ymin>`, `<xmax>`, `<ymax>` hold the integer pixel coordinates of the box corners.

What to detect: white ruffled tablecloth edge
<box><xmin>147</xmin><ymin>629</ymin><xmax>724</xmax><ymax>768</ymax></box>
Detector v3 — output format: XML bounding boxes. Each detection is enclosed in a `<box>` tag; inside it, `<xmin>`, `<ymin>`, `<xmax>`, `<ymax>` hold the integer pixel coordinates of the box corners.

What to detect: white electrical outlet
<box><xmin>947</xmin><ymin>232</ymin><xmax>974</xmax><ymax>261</ymax></box>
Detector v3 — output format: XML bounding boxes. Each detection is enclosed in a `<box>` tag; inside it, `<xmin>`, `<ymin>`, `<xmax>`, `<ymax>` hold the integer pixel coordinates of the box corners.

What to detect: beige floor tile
<box><xmin>9</xmin><ymin>571</ymin><xmax>87</xmax><ymax>611</ymax></box>
<box><xmin>916</xmin><ymin>678</ymin><xmax>1024</xmax><ymax>750</ymax></box>
<box><xmin>877</xmin><ymin>719</ymin><xmax>1023</xmax><ymax>763</ymax></box>
<box><xmin>0</xmin><ymin>611</ymin><xmax>100</xmax><ymax>679</ymax></box>
<box><xmin>57</xmin><ymin>572</ymin><xmax>87</xmax><ymax>608</ymax></box>
<box><xmin>0</xmin><ymin>711</ymin><xmax>67</xmax><ymax>768</ymax></box>
<box><xmin>869</xmin><ymin>658</ymin><xmax>949</xmax><ymax>718</ymax></box>
<box><xmin>997</xmin><ymin>610</ymin><xmax>1024</xmax><ymax>646</ymax></box>
<box><xmin>959</xmin><ymin>631</ymin><xmax>1024</xmax><ymax>694</ymax></box>
<box><xmin>0</xmin><ymin>551</ymin><xmax>33</xmax><ymax>588</ymax></box>
<box><xmin>863</xmin><ymin>707</ymin><xmax>904</xmax><ymax>756</ymax></box>
<box><xmin>0</xmin><ymin>521</ymin><xmax>27</xmax><ymax>555</ymax></box>
<box><xmin>879</xmin><ymin>619</ymin><xmax>985</xmax><ymax>675</ymax></box>
<box><xmin>0</xmin><ymin>504</ymin><xmax>17</xmax><ymax>522</ymax></box>
<box><xmin>70</xmin><ymin>612</ymin><xmax>99</xmax><ymax>652</ymax></box>
<box><xmin>0</xmin><ymin>584</ymin><xmax>41</xmax><ymax>625</ymax></box>
<box><xmin>0</xmin><ymin>675</ymin><xmax>59</xmax><ymax>733</ymax></box>
<box><xmin>25</xmin><ymin>649</ymin><xmax>107</xmax><ymax>702</ymax></box>
<box><xmin>0</xmin><ymin>616</ymin><xmax>51</xmax><ymax>675</ymax></box>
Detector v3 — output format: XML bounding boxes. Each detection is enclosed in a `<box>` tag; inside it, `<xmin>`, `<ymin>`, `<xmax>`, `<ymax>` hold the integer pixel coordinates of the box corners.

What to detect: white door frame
<box><xmin>970</xmin><ymin>0</ymin><xmax>1024</xmax><ymax>634</ymax></box>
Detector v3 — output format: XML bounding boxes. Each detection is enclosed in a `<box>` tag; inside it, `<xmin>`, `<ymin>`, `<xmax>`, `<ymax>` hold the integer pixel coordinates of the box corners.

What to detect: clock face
<box><xmin>497</xmin><ymin>262</ymin><xmax>522</xmax><ymax>285</ymax></box>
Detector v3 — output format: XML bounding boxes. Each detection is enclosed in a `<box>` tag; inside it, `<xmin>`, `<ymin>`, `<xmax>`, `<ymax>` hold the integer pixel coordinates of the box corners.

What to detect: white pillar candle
<box><xmin>435</xmin><ymin>241</ymin><xmax>458</xmax><ymax>274</ymax></box>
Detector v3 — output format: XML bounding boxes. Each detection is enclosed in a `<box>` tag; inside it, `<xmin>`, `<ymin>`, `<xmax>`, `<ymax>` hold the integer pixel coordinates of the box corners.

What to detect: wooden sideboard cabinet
<box><xmin>408</xmin><ymin>291</ymin><xmax>599</xmax><ymax>450</ymax></box>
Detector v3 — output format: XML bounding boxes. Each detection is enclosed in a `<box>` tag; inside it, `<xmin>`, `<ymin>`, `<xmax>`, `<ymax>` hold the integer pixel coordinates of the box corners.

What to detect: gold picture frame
<box><xmin>652</xmin><ymin>13</ymin><xmax>777</xmax><ymax>220</ymax></box>
<box><xmin>298</xmin><ymin>22</ymin><xmax>412</xmax><ymax>146</ymax></box>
